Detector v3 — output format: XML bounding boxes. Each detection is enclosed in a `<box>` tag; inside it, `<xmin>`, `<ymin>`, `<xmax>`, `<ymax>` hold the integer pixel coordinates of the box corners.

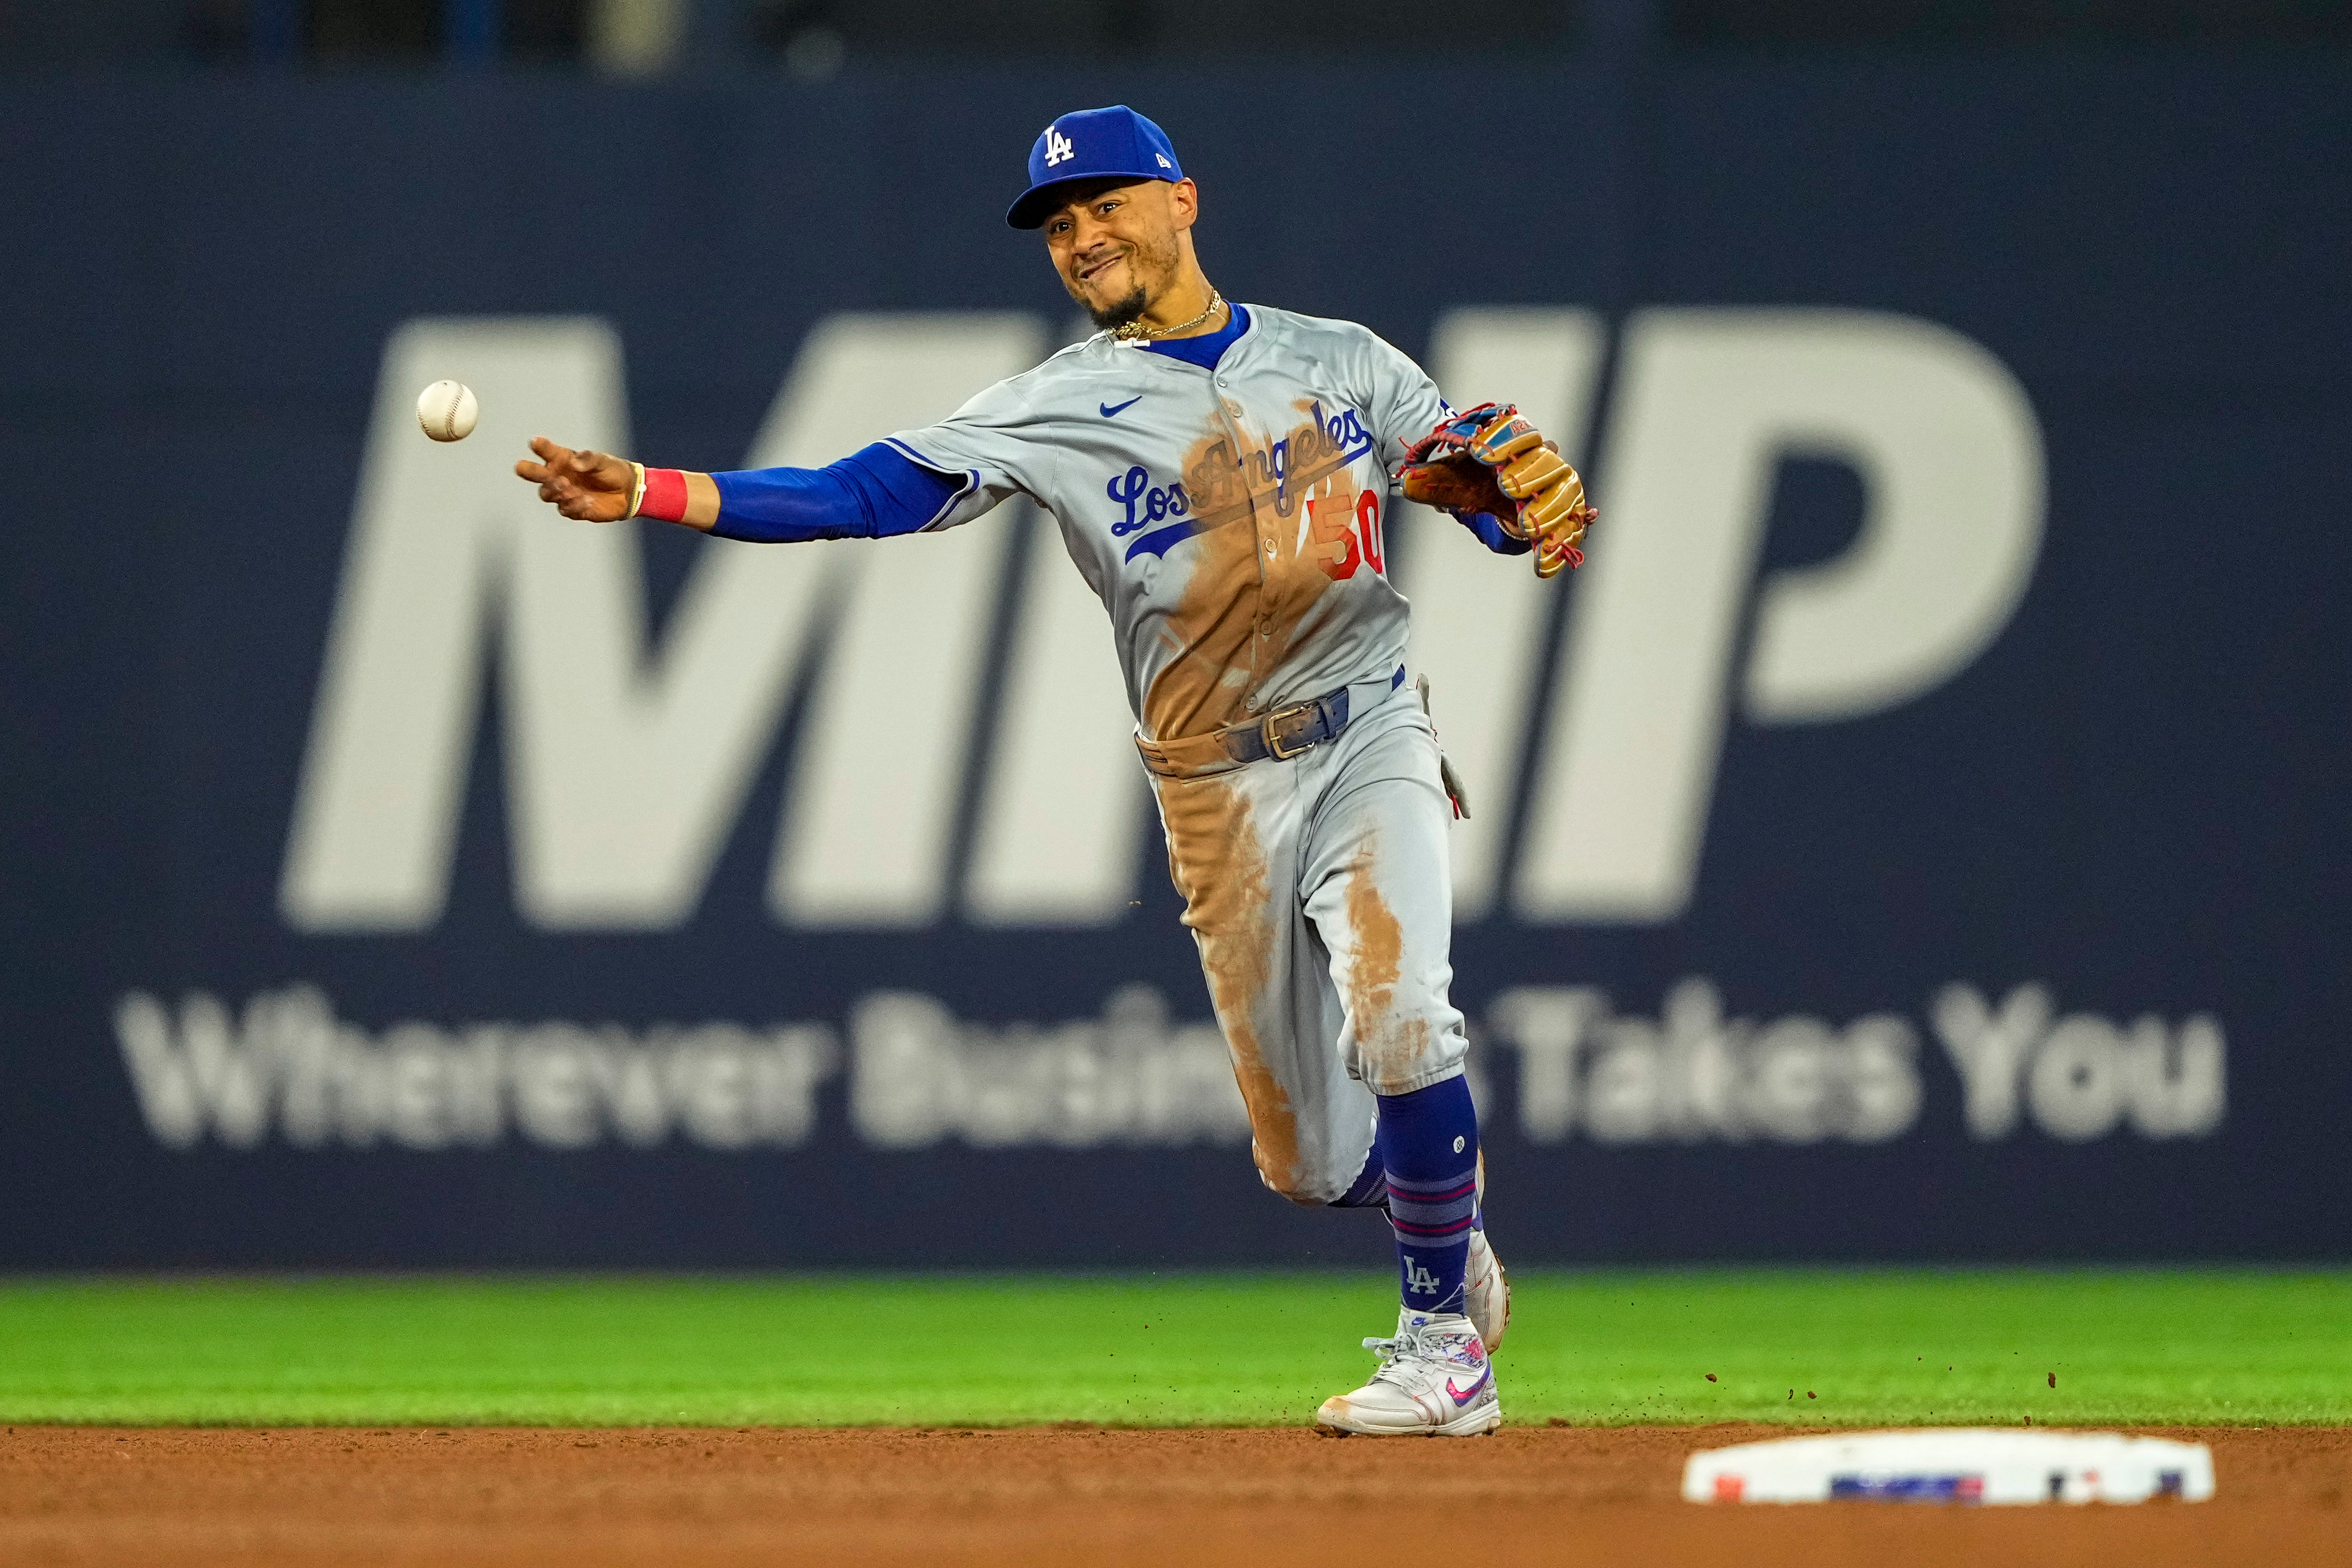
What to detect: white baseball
<box><xmin>416</xmin><ymin>380</ymin><xmax>480</xmax><ymax>442</ymax></box>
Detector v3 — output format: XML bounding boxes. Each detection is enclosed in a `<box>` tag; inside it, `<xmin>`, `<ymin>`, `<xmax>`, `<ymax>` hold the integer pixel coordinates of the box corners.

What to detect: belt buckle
<box><xmin>1262</xmin><ymin>699</ymin><xmax>1318</xmax><ymax>761</ymax></box>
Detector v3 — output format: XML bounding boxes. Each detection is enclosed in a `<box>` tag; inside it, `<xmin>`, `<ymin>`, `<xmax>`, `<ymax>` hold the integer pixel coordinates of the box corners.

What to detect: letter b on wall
<box><xmin>1519</xmin><ymin>309</ymin><xmax>2046</xmax><ymax>922</ymax></box>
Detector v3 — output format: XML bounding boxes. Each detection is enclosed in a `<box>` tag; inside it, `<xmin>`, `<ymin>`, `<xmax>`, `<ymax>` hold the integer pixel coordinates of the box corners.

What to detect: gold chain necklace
<box><xmin>1114</xmin><ymin>288</ymin><xmax>1226</xmax><ymax>342</ymax></box>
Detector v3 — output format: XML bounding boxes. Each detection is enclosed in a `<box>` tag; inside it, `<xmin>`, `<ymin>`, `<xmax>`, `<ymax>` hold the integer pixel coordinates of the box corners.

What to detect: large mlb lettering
<box><xmin>281</xmin><ymin>307</ymin><xmax>2044</xmax><ymax>935</ymax></box>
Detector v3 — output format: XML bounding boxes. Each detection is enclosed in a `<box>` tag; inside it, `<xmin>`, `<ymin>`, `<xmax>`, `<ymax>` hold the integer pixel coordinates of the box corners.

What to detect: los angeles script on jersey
<box><xmin>1116</xmin><ymin>399</ymin><xmax>1375</xmax><ymax>562</ymax></box>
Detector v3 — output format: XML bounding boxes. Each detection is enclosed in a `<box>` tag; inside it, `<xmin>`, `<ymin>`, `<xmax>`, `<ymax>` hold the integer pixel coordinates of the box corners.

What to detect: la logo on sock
<box><xmin>1404</xmin><ymin>1256</ymin><xmax>1442</xmax><ymax>1295</ymax></box>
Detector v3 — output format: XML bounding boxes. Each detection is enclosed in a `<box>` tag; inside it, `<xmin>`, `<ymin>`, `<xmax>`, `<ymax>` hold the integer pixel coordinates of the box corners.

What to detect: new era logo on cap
<box><xmin>1007</xmin><ymin>105</ymin><xmax>1185</xmax><ymax>229</ymax></box>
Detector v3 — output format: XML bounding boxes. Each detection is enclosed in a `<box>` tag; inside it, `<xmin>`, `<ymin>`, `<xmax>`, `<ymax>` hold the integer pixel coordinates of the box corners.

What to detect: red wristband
<box><xmin>637</xmin><ymin>467</ymin><xmax>689</xmax><ymax>523</ymax></box>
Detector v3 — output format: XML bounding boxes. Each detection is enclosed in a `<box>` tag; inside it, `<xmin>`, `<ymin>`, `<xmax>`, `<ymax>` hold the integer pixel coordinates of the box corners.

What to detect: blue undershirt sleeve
<box><xmin>1453</xmin><ymin>509</ymin><xmax>1533</xmax><ymax>556</ymax></box>
<box><xmin>709</xmin><ymin>441</ymin><xmax>964</xmax><ymax>544</ymax></box>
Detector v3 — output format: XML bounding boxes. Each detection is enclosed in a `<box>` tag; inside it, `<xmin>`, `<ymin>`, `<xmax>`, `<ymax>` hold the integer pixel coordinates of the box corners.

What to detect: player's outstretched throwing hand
<box><xmin>515</xmin><ymin>436</ymin><xmax>636</xmax><ymax>523</ymax></box>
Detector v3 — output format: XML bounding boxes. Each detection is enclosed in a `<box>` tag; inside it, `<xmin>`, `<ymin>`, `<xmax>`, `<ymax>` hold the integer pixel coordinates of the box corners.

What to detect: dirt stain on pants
<box><xmin>1148</xmin><ymin>699</ymin><xmax>1471</xmax><ymax>1203</ymax></box>
<box><xmin>1152</xmin><ymin>769</ymin><xmax>1301</xmax><ymax>1194</ymax></box>
<box><xmin>1340</xmin><ymin>840</ymin><xmax>1432</xmax><ymax>1088</ymax></box>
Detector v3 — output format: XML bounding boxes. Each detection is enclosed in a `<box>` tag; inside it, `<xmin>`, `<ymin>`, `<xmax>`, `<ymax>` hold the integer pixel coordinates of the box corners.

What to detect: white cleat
<box><xmin>1465</xmin><ymin>1227</ymin><xmax>1511</xmax><ymax>1353</ymax></box>
<box><xmin>1316</xmin><ymin>1310</ymin><xmax>1502</xmax><ymax>1437</ymax></box>
<box><xmin>1465</xmin><ymin>1154</ymin><xmax>1509</xmax><ymax>1351</ymax></box>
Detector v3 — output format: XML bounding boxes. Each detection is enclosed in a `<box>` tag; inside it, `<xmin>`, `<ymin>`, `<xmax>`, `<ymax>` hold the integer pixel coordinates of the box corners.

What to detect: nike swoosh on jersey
<box><xmin>1445</xmin><ymin>1367</ymin><xmax>1493</xmax><ymax>1406</ymax></box>
<box><xmin>1099</xmin><ymin>396</ymin><xmax>1143</xmax><ymax>418</ymax></box>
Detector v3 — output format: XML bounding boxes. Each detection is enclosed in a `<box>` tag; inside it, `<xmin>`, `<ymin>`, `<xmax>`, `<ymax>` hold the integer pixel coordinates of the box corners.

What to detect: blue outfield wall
<box><xmin>0</xmin><ymin>61</ymin><xmax>2347</xmax><ymax>1265</ymax></box>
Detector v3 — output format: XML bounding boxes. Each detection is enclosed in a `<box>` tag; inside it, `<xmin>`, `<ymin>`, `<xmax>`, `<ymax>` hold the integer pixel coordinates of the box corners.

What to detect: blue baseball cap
<box><xmin>1006</xmin><ymin>105</ymin><xmax>1184</xmax><ymax>230</ymax></box>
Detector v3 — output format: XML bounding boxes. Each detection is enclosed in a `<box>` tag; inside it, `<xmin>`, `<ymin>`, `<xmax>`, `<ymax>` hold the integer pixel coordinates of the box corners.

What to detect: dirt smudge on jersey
<box><xmin>1151</xmin><ymin>770</ymin><xmax>1299</xmax><ymax>1193</ymax></box>
<box><xmin>1142</xmin><ymin>408</ymin><xmax>1364</xmax><ymax>742</ymax></box>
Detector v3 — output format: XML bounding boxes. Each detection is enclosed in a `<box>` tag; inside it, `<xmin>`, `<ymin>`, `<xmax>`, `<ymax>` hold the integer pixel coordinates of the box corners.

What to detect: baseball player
<box><xmin>517</xmin><ymin>105</ymin><xmax>1592</xmax><ymax>1437</ymax></box>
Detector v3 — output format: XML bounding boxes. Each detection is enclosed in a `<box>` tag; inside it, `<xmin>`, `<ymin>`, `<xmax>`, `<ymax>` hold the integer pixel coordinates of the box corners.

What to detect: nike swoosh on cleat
<box><xmin>1100</xmin><ymin>396</ymin><xmax>1142</xmax><ymax>418</ymax></box>
<box><xmin>1446</xmin><ymin>1368</ymin><xmax>1493</xmax><ymax>1406</ymax></box>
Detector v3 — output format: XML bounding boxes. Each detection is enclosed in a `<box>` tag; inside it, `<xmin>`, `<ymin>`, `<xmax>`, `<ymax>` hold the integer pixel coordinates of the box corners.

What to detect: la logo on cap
<box><xmin>1044</xmin><ymin>126</ymin><xmax>1075</xmax><ymax>166</ymax></box>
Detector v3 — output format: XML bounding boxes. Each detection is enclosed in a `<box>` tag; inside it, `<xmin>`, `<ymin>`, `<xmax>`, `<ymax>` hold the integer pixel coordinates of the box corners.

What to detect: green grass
<box><xmin>0</xmin><ymin>1270</ymin><xmax>2344</xmax><ymax>1428</ymax></box>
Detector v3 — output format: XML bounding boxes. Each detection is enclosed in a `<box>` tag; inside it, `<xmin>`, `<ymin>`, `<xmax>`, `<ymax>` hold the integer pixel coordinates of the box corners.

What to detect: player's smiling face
<box><xmin>1043</xmin><ymin>178</ymin><xmax>1197</xmax><ymax>330</ymax></box>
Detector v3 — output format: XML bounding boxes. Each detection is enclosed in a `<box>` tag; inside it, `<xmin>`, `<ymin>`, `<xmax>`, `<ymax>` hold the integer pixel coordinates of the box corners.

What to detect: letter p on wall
<box><xmin>1517</xmin><ymin>310</ymin><xmax>2046</xmax><ymax>922</ymax></box>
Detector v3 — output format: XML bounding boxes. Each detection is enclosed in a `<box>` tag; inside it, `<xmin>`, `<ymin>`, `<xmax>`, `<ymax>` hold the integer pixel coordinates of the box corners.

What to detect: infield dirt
<box><xmin>2</xmin><ymin>1425</ymin><xmax>2345</xmax><ymax>1566</ymax></box>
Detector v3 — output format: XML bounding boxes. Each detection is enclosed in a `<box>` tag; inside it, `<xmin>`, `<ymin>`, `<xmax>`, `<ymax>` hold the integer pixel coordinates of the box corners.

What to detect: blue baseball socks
<box><xmin>1374</xmin><ymin>1075</ymin><xmax>1481</xmax><ymax>1316</ymax></box>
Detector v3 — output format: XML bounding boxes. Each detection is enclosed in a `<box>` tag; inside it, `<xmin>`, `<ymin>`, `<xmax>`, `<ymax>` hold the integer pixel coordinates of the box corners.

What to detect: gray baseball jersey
<box><xmin>887</xmin><ymin>304</ymin><xmax>1451</xmax><ymax>743</ymax></box>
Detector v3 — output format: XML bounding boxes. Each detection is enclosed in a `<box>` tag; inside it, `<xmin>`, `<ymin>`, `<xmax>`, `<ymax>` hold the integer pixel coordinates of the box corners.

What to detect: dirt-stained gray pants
<box><xmin>1147</xmin><ymin>684</ymin><xmax>1470</xmax><ymax>1205</ymax></box>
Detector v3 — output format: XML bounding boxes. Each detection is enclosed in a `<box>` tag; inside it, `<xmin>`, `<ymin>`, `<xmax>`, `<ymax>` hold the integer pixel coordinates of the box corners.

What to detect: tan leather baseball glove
<box><xmin>1397</xmin><ymin>403</ymin><xmax>1596</xmax><ymax>578</ymax></box>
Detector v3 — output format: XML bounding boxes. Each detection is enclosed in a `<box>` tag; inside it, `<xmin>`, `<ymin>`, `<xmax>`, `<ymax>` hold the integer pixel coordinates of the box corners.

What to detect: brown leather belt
<box><xmin>1135</xmin><ymin>667</ymin><xmax>1405</xmax><ymax>779</ymax></box>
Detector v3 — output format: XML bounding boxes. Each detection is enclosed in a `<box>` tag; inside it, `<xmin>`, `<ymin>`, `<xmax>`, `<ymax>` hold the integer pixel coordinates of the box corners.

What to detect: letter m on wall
<box><xmin>279</xmin><ymin>314</ymin><xmax>1044</xmax><ymax>933</ymax></box>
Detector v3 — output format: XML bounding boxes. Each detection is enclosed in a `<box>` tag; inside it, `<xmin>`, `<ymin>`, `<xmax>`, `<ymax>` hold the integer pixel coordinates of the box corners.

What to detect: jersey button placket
<box><xmin>1211</xmin><ymin>377</ymin><xmax>1271</xmax><ymax>709</ymax></box>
